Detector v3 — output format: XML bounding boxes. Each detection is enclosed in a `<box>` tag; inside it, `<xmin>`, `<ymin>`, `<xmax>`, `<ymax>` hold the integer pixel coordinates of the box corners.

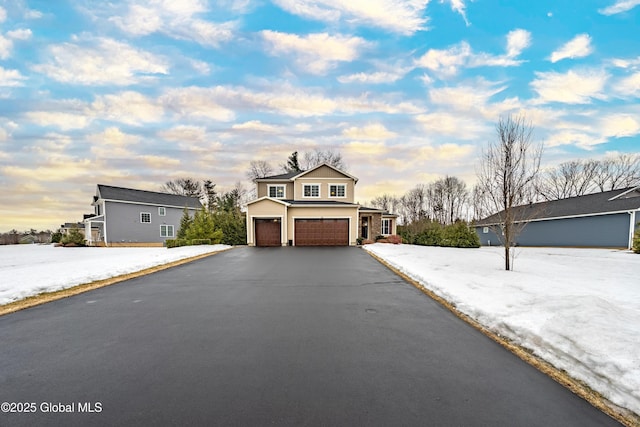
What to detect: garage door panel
<box><xmin>295</xmin><ymin>219</ymin><xmax>349</xmax><ymax>246</ymax></box>
<box><xmin>255</xmin><ymin>219</ymin><xmax>281</xmax><ymax>247</ymax></box>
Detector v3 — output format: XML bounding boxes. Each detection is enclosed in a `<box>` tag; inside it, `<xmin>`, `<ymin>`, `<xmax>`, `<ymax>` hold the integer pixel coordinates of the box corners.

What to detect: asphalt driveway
<box><xmin>0</xmin><ymin>247</ymin><xmax>619</xmax><ymax>426</ymax></box>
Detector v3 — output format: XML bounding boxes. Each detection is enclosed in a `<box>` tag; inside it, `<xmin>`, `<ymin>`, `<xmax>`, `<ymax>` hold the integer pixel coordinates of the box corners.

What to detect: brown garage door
<box><xmin>255</xmin><ymin>219</ymin><xmax>281</xmax><ymax>247</ymax></box>
<box><xmin>295</xmin><ymin>219</ymin><xmax>349</xmax><ymax>246</ymax></box>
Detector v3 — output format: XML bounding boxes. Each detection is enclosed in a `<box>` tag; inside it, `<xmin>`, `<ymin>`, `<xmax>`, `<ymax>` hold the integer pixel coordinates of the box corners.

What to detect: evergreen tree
<box><xmin>184</xmin><ymin>207</ymin><xmax>223</xmax><ymax>243</ymax></box>
<box><xmin>284</xmin><ymin>151</ymin><xmax>302</xmax><ymax>172</ymax></box>
<box><xmin>177</xmin><ymin>207</ymin><xmax>193</xmax><ymax>239</ymax></box>
<box><xmin>633</xmin><ymin>226</ymin><xmax>640</xmax><ymax>254</ymax></box>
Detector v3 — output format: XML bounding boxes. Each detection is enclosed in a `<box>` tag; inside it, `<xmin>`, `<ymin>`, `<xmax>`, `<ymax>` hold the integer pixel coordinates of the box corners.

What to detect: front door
<box><xmin>361</xmin><ymin>217</ymin><xmax>369</xmax><ymax>239</ymax></box>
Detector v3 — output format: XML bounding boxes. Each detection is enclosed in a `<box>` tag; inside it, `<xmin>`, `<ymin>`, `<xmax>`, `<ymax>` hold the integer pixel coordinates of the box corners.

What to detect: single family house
<box><xmin>475</xmin><ymin>186</ymin><xmax>640</xmax><ymax>249</ymax></box>
<box><xmin>84</xmin><ymin>184</ymin><xmax>202</xmax><ymax>247</ymax></box>
<box><xmin>246</xmin><ymin>163</ymin><xmax>397</xmax><ymax>246</ymax></box>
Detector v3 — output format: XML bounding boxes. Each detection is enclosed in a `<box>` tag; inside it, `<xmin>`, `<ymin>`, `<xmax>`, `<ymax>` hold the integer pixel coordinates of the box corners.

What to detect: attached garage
<box><xmin>255</xmin><ymin>219</ymin><xmax>282</xmax><ymax>247</ymax></box>
<box><xmin>294</xmin><ymin>219</ymin><xmax>349</xmax><ymax>246</ymax></box>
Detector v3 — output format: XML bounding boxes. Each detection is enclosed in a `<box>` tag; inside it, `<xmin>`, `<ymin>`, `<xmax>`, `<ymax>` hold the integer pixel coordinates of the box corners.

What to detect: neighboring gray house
<box><xmin>84</xmin><ymin>184</ymin><xmax>202</xmax><ymax>246</ymax></box>
<box><xmin>475</xmin><ymin>186</ymin><xmax>640</xmax><ymax>249</ymax></box>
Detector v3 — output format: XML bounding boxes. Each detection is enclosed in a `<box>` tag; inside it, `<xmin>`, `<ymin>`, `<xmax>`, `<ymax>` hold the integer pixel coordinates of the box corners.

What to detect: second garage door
<box><xmin>295</xmin><ymin>219</ymin><xmax>349</xmax><ymax>246</ymax></box>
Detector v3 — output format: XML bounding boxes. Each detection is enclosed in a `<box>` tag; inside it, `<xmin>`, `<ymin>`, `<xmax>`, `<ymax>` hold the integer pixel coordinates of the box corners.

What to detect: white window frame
<box><xmin>158</xmin><ymin>207</ymin><xmax>166</xmax><ymax>216</ymax></box>
<box><xmin>268</xmin><ymin>185</ymin><xmax>286</xmax><ymax>199</ymax></box>
<box><xmin>302</xmin><ymin>183</ymin><xmax>321</xmax><ymax>198</ymax></box>
<box><xmin>381</xmin><ymin>218</ymin><xmax>392</xmax><ymax>235</ymax></box>
<box><xmin>483</xmin><ymin>227</ymin><xmax>489</xmax><ymax>234</ymax></box>
<box><xmin>160</xmin><ymin>225</ymin><xmax>174</xmax><ymax>237</ymax></box>
<box><xmin>140</xmin><ymin>212</ymin><xmax>151</xmax><ymax>223</ymax></box>
<box><xmin>328</xmin><ymin>183</ymin><xmax>347</xmax><ymax>198</ymax></box>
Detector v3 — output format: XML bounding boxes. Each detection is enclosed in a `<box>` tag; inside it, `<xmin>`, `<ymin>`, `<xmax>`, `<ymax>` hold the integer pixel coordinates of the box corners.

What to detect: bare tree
<box><xmin>246</xmin><ymin>160</ymin><xmax>274</xmax><ymax>181</ymax></box>
<box><xmin>399</xmin><ymin>185</ymin><xmax>428</xmax><ymax>224</ymax></box>
<box><xmin>537</xmin><ymin>159</ymin><xmax>598</xmax><ymax>201</ymax></box>
<box><xmin>593</xmin><ymin>154</ymin><xmax>640</xmax><ymax>191</ymax></box>
<box><xmin>281</xmin><ymin>151</ymin><xmax>302</xmax><ymax>173</ymax></box>
<box><xmin>428</xmin><ymin>176</ymin><xmax>468</xmax><ymax>225</ymax></box>
<box><xmin>301</xmin><ymin>149</ymin><xmax>347</xmax><ymax>171</ymax></box>
<box><xmin>477</xmin><ymin>115</ymin><xmax>543</xmax><ymax>271</ymax></box>
<box><xmin>370</xmin><ymin>194</ymin><xmax>400</xmax><ymax>213</ymax></box>
<box><xmin>161</xmin><ymin>178</ymin><xmax>203</xmax><ymax>198</ymax></box>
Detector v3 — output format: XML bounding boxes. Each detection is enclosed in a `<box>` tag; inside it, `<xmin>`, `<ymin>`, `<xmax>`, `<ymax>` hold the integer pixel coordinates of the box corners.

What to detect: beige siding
<box><xmin>246</xmin><ymin>199</ymin><xmax>287</xmax><ymax>246</ymax></box>
<box><xmin>256</xmin><ymin>182</ymin><xmax>294</xmax><ymax>199</ymax></box>
<box><xmin>288</xmin><ymin>206</ymin><xmax>359</xmax><ymax>245</ymax></box>
<box><xmin>303</xmin><ymin>165</ymin><xmax>351</xmax><ymax>179</ymax></box>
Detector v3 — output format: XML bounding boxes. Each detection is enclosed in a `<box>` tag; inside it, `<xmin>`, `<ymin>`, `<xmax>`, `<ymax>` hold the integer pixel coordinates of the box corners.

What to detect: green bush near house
<box><xmin>191</xmin><ymin>239</ymin><xmax>212</xmax><ymax>245</ymax></box>
<box><xmin>60</xmin><ymin>227</ymin><xmax>86</xmax><ymax>247</ymax></box>
<box><xmin>441</xmin><ymin>221</ymin><xmax>481</xmax><ymax>248</ymax></box>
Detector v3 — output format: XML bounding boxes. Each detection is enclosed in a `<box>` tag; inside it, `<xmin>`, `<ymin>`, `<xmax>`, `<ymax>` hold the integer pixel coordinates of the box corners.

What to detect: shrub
<box><xmin>184</xmin><ymin>207</ymin><xmax>223</xmax><ymax>244</ymax></box>
<box><xmin>191</xmin><ymin>239</ymin><xmax>212</xmax><ymax>245</ymax></box>
<box><xmin>166</xmin><ymin>238</ymin><xmax>191</xmax><ymax>248</ymax></box>
<box><xmin>214</xmin><ymin>210</ymin><xmax>247</xmax><ymax>245</ymax></box>
<box><xmin>356</xmin><ymin>237</ymin><xmax>364</xmax><ymax>245</ymax></box>
<box><xmin>415</xmin><ymin>222</ymin><xmax>443</xmax><ymax>246</ymax></box>
<box><xmin>362</xmin><ymin>239</ymin><xmax>375</xmax><ymax>245</ymax></box>
<box><xmin>51</xmin><ymin>231</ymin><xmax>62</xmax><ymax>243</ymax></box>
<box><xmin>386</xmin><ymin>235</ymin><xmax>402</xmax><ymax>244</ymax></box>
<box><xmin>60</xmin><ymin>227</ymin><xmax>85</xmax><ymax>247</ymax></box>
<box><xmin>441</xmin><ymin>221</ymin><xmax>480</xmax><ymax>248</ymax></box>
<box><xmin>633</xmin><ymin>226</ymin><xmax>640</xmax><ymax>254</ymax></box>
<box><xmin>374</xmin><ymin>235</ymin><xmax>385</xmax><ymax>242</ymax></box>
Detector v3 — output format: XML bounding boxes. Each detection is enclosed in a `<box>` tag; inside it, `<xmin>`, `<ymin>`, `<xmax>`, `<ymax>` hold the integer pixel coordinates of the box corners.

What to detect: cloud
<box><xmin>158</xmin><ymin>125</ymin><xmax>207</xmax><ymax>143</ymax></box>
<box><xmin>344</xmin><ymin>141</ymin><xmax>390</xmax><ymax>156</ymax></box>
<box><xmin>550</xmin><ymin>34</ymin><xmax>593</xmax><ymax>63</ymax></box>
<box><xmin>7</xmin><ymin>29</ymin><xmax>32</xmax><ymax>40</ymax></box>
<box><xmin>531</xmin><ymin>69</ymin><xmax>609</xmax><ymax>104</ymax></box>
<box><xmin>428</xmin><ymin>80</ymin><xmax>507</xmax><ymax>111</ymax></box>
<box><xmin>232</xmin><ymin>121</ymin><xmax>280</xmax><ymax>133</ymax></box>
<box><xmin>416</xmin><ymin>29</ymin><xmax>531</xmax><ymax>78</ymax></box>
<box><xmin>599</xmin><ymin>113</ymin><xmax>640</xmax><ymax>138</ymax></box>
<box><xmin>0</xmin><ymin>67</ymin><xmax>26</xmax><ymax>86</ymax></box>
<box><xmin>32</xmin><ymin>36</ymin><xmax>169</xmax><ymax>86</ymax></box>
<box><xmin>613</xmin><ymin>72</ymin><xmax>640</xmax><ymax>97</ymax></box>
<box><xmin>91</xmin><ymin>91</ymin><xmax>164</xmax><ymax>125</ymax></box>
<box><xmin>159</xmin><ymin>87</ymin><xmax>236</xmax><ymax>121</ymax></box>
<box><xmin>338</xmin><ymin>70</ymin><xmax>408</xmax><ymax>84</ymax></box>
<box><xmin>416</xmin><ymin>112</ymin><xmax>489</xmax><ymax>139</ymax></box>
<box><xmin>261</xmin><ymin>31</ymin><xmax>370</xmax><ymax>74</ymax></box>
<box><xmin>141</xmin><ymin>155</ymin><xmax>181</xmax><ymax>168</ymax></box>
<box><xmin>342</xmin><ymin>123</ymin><xmax>396</xmax><ymax>139</ymax></box>
<box><xmin>108</xmin><ymin>0</ymin><xmax>235</xmax><ymax>48</ymax></box>
<box><xmin>0</xmin><ymin>35</ymin><xmax>12</xmax><ymax>59</ymax></box>
<box><xmin>544</xmin><ymin>131</ymin><xmax>605</xmax><ymax>150</ymax></box>
<box><xmin>25</xmin><ymin>111</ymin><xmax>92</xmax><ymax>130</ymax></box>
<box><xmin>599</xmin><ymin>0</ymin><xmax>640</xmax><ymax>15</ymax></box>
<box><xmin>271</xmin><ymin>0</ymin><xmax>429</xmax><ymax>35</ymax></box>
<box><xmin>442</xmin><ymin>0</ymin><xmax>469</xmax><ymax>25</ymax></box>
<box><xmin>88</xmin><ymin>127</ymin><xmax>138</xmax><ymax>158</ymax></box>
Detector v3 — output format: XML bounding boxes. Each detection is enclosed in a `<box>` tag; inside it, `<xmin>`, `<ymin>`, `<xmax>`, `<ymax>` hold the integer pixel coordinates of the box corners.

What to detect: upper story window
<box><xmin>268</xmin><ymin>185</ymin><xmax>286</xmax><ymax>199</ymax></box>
<box><xmin>303</xmin><ymin>184</ymin><xmax>320</xmax><ymax>198</ymax></box>
<box><xmin>140</xmin><ymin>212</ymin><xmax>151</xmax><ymax>223</ymax></box>
<box><xmin>329</xmin><ymin>184</ymin><xmax>346</xmax><ymax>198</ymax></box>
<box><xmin>158</xmin><ymin>207</ymin><xmax>166</xmax><ymax>216</ymax></box>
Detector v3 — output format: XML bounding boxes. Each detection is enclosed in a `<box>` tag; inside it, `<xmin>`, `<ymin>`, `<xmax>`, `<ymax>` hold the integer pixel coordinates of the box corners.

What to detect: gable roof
<box><xmin>476</xmin><ymin>186</ymin><xmax>640</xmax><ymax>226</ymax></box>
<box><xmin>255</xmin><ymin>163</ymin><xmax>357</xmax><ymax>183</ymax></box>
<box><xmin>96</xmin><ymin>184</ymin><xmax>202</xmax><ymax>209</ymax></box>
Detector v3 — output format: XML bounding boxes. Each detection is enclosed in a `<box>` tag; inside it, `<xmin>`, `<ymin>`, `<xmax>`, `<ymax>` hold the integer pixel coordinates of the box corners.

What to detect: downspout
<box><xmin>103</xmin><ymin>202</ymin><xmax>109</xmax><ymax>246</ymax></box>
<box><xmin>283</xmin><ymin>204</ymin><xmax>288</xmax><ymax>246</ymax></box>
<box><xmin>629</xmin><ymin>210</ymin><xmax>637</xmax><ymax>250</ymax></box>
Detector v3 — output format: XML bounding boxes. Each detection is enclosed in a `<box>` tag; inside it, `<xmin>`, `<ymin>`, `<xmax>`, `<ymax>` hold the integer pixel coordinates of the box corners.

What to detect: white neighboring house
<box><xmin>84</xmin><ymin>184</ymin><xmax>202</xmax><ymax>247</ymax></box>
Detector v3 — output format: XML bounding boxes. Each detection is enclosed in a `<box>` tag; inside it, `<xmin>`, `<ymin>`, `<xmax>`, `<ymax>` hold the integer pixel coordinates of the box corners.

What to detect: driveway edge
<box><xmin>365</xmin><ymin>249</ymin><xmax>639</xmax><ymax>427</ymax></box>
<box><xmin>0</xmin><ymin>247</ymin><xmax>234</xmax><ymax>317</ymax></box>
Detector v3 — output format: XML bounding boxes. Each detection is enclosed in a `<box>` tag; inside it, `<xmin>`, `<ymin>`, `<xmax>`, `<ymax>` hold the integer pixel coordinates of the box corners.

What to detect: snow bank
<box><xmin>364</xmin><ymin>244</ymin><xmax>640</xmax><ymax>415</ymax></box>
<box><xmin>0</xmin><ymin>244</ymin><xmax>231</xmax><ymax>305</ymax></box>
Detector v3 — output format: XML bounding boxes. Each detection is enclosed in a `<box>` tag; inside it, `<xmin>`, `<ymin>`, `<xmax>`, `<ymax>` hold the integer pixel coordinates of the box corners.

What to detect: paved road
<box><xmin>0</xmin><ymin>247</ymin><xmax>619</xmax><ymax>426</ymax></box>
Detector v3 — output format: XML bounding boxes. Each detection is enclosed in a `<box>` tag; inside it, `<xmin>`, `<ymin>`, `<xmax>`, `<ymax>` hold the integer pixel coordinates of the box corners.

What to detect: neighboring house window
<box><xmin>140</xmin><ymin>212</ymin><xmax>151</xmax><ymax>223</ymax></box>
<box><xmin>303</xmin><ymin>184</ymin><xmax>320</xmax><ymax>198</ymax></box>
<box><xmin>160</xmin><ymin>225</ymin><xmax>174</xmax><ymax>237</ymax></box>
<box><xmin>483</xmin><ymin>227</ymin><xmax>489</xmax><ymax>234</ymax></box>
<box><xmin>382</xmin><ymin>219</ymin><xmax>391</xmax><ymax>235</ymax></box>
<box><xmin>268</xmin><ymin>185</ymin><xmax>286</xmax><ymax>198</ymax></box>
<box><xmin>329</xmin><ymin>184</ymin><xmax>346</xmax><ymax>198</ymax></box>
<box><xmin>158</xmin><ymin>207</ymin><xmax>166</xmax><ymax>216</ymax></box>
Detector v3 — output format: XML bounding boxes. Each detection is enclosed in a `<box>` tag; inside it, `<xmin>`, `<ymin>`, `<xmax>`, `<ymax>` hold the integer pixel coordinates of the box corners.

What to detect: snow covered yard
<box><xmin>0</xmin><ymin>244</ymin><xmax>231</xmax><ymax>305</ymax></box>
<box><xmin>364</xmin><ymin>243</ymin><xmax>640</xmax><ymax>417</ymax></box>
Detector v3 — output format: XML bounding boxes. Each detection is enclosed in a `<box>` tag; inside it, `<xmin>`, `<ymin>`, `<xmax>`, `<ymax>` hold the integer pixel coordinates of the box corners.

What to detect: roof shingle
<box><xmin>97</xmin><ymin>185</ymin><xmax>202</xmax><ymax>209</ymax></box>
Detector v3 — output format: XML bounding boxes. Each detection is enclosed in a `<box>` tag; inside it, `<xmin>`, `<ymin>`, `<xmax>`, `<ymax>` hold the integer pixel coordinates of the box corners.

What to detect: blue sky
<box><xmin>1</xmin><ymin>0</ymin><xmax>639</xmax><ymax>231</ymax></box>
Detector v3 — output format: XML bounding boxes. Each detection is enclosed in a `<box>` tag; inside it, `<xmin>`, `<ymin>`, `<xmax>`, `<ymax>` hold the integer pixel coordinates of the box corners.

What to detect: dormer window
<box><xmin>329</xmin><ymin>184</ymin><xmax>346</xmax><ymax>198</ymax></box>
<box><xmin>303</xmin><ymin>184</ymin><xmax>320</xmax><ymax>198</ymax></box>
<box><xmin>268</xmin><ymin>185</ymin><xmax>286</xmax><ymax>199</ymax></box>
